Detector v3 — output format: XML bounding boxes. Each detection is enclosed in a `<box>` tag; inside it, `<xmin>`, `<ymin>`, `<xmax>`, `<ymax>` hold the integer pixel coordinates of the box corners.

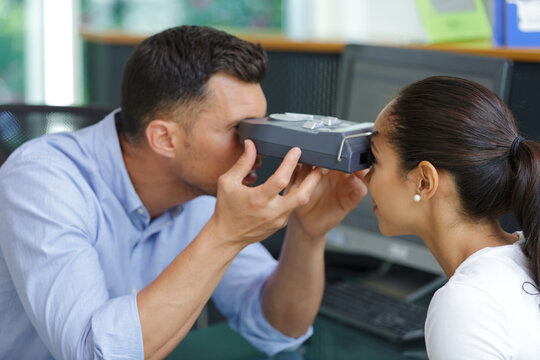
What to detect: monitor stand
<box><xmin>359</xmin><ymin>261</ymin><xmax>446</xmax><ymax>303</ymax></box>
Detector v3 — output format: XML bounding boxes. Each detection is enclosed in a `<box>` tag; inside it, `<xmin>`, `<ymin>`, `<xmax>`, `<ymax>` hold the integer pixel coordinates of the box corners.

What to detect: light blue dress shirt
<box><xmin>0</xmin><ymin>110</ymin><xmax>311</xmax><ymax>360</ymax></box>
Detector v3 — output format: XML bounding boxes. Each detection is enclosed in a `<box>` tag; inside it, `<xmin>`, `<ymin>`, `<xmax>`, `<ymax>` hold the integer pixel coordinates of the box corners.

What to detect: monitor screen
<box><xmin>329</xmin><ymin>45</ymin><xmax>513</xmax><ymax>278</ymax></box>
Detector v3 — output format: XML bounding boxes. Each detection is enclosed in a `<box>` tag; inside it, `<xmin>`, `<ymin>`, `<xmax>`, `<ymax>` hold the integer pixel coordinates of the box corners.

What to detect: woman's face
<box><xmin>364</xmin><ymin>108</ymin><xmax>420</xmax><ymax>236</ymax></box>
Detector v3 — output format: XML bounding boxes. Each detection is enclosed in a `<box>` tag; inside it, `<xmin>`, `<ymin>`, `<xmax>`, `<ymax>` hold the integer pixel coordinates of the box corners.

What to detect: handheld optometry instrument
<box><xmin>238</xmin><ymin>112</ymin><xmax>376</xmax><ymax>173</ymax></box>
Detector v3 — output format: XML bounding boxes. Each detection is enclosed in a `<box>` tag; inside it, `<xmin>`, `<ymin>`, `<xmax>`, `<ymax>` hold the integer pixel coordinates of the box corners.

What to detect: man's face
<box><xmin>171</xmin><ymin>73</ymin><xmax>267</xmax><ymax>197</ymax></box>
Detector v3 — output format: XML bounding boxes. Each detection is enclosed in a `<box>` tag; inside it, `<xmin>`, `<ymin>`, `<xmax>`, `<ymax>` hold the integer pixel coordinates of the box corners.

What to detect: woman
<box><xmin>364</xmin><ymin>76</ymin><xmax>540</xmax><ymax>359</ymax></box>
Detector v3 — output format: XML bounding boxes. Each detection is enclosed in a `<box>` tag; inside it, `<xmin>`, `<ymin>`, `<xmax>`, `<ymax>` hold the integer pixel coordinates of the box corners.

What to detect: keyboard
<box><xmin>320</xmin><ymin>281</ymin><xmax>428</xmax><ymax>342</ymax></box>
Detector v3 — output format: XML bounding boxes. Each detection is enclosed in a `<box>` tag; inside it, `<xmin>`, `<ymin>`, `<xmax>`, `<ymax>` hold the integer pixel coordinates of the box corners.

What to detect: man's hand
<box><xmin>139</xmin><ymin>140</ymin><xmax>326</xmax><ymax>360</ymax></box>
<box><xmin>261</xmin><ymin>165</ymin><xmax>368</xmax><ymax>338</ymax></box>
<box><xmin>285</xmin><ymin>165</ymin><xmax>369</xmax><ymax>239</ymax></box>
<box><xmin>209</xmin><ymin>140</ymin><xmax>324</xmax><ymax>248</ymax></box>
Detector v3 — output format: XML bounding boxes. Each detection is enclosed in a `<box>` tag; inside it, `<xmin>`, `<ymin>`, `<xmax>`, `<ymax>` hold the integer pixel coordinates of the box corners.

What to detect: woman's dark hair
<box><xmin>387</xmin><ymin>76</ymin><xmax>540</xmax><ymax>287</ymax></box>
<box><xmin>120</xmin><ymin>25</ymin><xmax>267</xmax><ymax>143</ymax></box>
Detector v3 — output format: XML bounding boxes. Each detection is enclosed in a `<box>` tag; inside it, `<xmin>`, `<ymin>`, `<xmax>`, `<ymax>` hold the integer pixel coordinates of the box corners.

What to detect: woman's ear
<box><xmin>416</xmin><ymin>160</ymin><xmax>439</xmax><ymax>200</ymax></box>
<box><xmin>145</xmin><ymin>119</ymin><xmax>185</xmax><ymax>158</ymax></box>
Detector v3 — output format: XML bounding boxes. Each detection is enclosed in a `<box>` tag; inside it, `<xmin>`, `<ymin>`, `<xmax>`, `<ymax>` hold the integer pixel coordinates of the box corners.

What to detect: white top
<box><xmin>426</xmin><ymin>233</ymin><xmax>540</xmax><ymax>359</ymax></box>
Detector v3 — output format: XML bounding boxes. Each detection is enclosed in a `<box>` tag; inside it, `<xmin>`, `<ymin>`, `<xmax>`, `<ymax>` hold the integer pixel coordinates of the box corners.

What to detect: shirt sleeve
<box><xmin>425</xmin><ymin>282</ymin><xmax>513</xmax><ymax>360</ymax></box>
<box><xmin>211</xmin><ymin>243</ymin><xmax>312</xmax><ymax>356</ymax></box>
<box><xmin>0</xmin><ymin>156</ymin><xmax>144</xmax><ymax>360</ymax></box>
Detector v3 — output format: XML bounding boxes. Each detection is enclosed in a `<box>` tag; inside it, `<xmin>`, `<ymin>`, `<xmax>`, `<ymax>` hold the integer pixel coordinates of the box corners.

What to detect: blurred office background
<box><xmin>1</xmin><ymin>0</ymin><xmax>500</xmax><ymax>107</ymax></box>
<box><xmin>2</xmin><ymin>0</ymin><xmax>539</xmax><ymax>336</ymax></box>
<box><xmin>0</xmin><ymin>0</ymin><xmax>283</xmax><ymax>105</ymax></box>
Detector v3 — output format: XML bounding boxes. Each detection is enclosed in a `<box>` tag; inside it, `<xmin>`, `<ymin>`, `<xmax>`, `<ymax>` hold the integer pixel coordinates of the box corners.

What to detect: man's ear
<box><xmin>145</xmin><ymin>119</ymin><xmax>184</xmax><ymax>158</ymax></box>
<box><xmin>416</xmin><ymin>160</ymin><xmax>439</xmax><ymax>200</ymax></box>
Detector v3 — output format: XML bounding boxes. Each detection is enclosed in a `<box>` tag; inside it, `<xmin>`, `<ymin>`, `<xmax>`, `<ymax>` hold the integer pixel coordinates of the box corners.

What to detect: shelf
<box><xmin>80</xmin><ymin>29</ymin><xmax>540</xmax><ymax>62</ymax></box>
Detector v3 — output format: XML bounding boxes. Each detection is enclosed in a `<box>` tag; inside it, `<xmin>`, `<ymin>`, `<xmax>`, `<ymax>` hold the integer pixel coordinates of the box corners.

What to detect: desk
<box><xmin>168</xmin><ymin>315</ymin><xmax>427</xmax><ymax>360</ymax></box>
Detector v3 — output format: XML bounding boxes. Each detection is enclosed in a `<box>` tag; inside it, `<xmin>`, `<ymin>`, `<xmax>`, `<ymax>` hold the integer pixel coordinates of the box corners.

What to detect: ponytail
<box><xmin>387</xmin><ymin>76</ymin><xmax>540</xmax><ymax>290</ymax></box>
<box><xmin>510</xmin><ymin>140</ymin><xmax>540</xmax><ymax>288</ymax></box>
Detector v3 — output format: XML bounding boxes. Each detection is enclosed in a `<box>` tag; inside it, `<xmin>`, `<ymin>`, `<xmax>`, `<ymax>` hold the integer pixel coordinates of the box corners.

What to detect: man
<box><xmin>0</xmin><ymin>26</ymin><xmax>367</xmax><ymax>359</ymax></box>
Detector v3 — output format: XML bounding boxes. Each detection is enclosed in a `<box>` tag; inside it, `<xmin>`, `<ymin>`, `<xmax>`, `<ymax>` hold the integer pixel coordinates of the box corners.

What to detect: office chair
<box><xmin>0</xmin><ymin>104</ymin><xmax>113</xmax><ymax>166</ymax></box>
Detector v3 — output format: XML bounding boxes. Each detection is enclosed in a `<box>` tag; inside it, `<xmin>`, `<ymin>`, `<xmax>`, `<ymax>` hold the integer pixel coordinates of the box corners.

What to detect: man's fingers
<box><xmin>351</xmin><ymin>172</ymin><xmax>368</xmax><ymax>197</ymax></box>
<box><xmin>283</xmin><ymin>164</ymin><xmax>320</xmax><ymax>196</ymax></box>
<box><xmin>282</xmin><ymin>167</ymin><xmax>324</xmax><ymax>208</ymax></box>
<box><xmin>338</xmin><ymin>172</ymin><xmax>368</xmax><ymax>210</ymax></box>
<box><xmin>353</xmin><ymin>169</ymin><xmax>369</xmax><ymax>182</ymax></box>
<box><xmin>224</xmin><ymin>140</ymin><xmax>257</xmax><ymax>183</ymax></box>
<box><xmin>259</xmin><ymin>147</ymin><xmax>301</xmax><ymax>196</ymax></box>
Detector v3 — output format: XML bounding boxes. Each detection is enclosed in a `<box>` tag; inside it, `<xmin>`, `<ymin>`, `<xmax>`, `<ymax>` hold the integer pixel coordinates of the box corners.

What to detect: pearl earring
<box><xmin>413</xmin><ymin>194</ymin><xmax>421</xmax><ymax>202</ymax></box>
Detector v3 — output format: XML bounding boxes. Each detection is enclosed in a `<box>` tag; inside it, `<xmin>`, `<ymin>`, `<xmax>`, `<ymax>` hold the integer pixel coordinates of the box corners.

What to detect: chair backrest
<box><xmin>0</xmin><ymin>104</ymin><xmax>113</xmax><ymax>165</ymax></box>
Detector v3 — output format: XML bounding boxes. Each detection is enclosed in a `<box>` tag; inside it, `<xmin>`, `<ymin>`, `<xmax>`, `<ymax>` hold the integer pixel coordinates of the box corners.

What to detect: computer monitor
<box><xmin>328</xmin><ymin>44</ymin><xmax>513</xmax><ymax>300</ymax></box>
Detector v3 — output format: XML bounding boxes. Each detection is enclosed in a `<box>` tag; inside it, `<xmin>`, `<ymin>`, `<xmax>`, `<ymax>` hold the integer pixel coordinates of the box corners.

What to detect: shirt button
<box><xmin>131</xmin><ymin>287</ymin><xmax>137</xmax><ymax>294</ymax></box>
<box><xmin>137</xmin><ymin>207</ymin><xmax>144</xmax><ymax>215</ymax></box>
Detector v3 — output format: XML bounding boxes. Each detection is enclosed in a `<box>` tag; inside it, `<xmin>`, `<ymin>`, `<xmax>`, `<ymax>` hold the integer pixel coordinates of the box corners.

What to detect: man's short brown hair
<box><xmin>120</xmin><ymin>25</ymin><xmax>267</xmax><ymax>143</ymax></box>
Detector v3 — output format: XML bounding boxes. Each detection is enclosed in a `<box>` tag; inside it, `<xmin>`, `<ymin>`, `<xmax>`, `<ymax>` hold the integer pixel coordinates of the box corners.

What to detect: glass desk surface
<box><xmin>167</xmin><ymin>315</ymin><xmax>428</xmax><ymax>360</ymax></box>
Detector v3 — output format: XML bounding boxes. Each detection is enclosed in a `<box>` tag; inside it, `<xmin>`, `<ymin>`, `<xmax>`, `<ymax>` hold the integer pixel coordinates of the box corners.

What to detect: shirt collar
<box><xmin>94</xmin><ymin>110</ymin><xmax>146</xmax><ymax>219</ymax></box>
